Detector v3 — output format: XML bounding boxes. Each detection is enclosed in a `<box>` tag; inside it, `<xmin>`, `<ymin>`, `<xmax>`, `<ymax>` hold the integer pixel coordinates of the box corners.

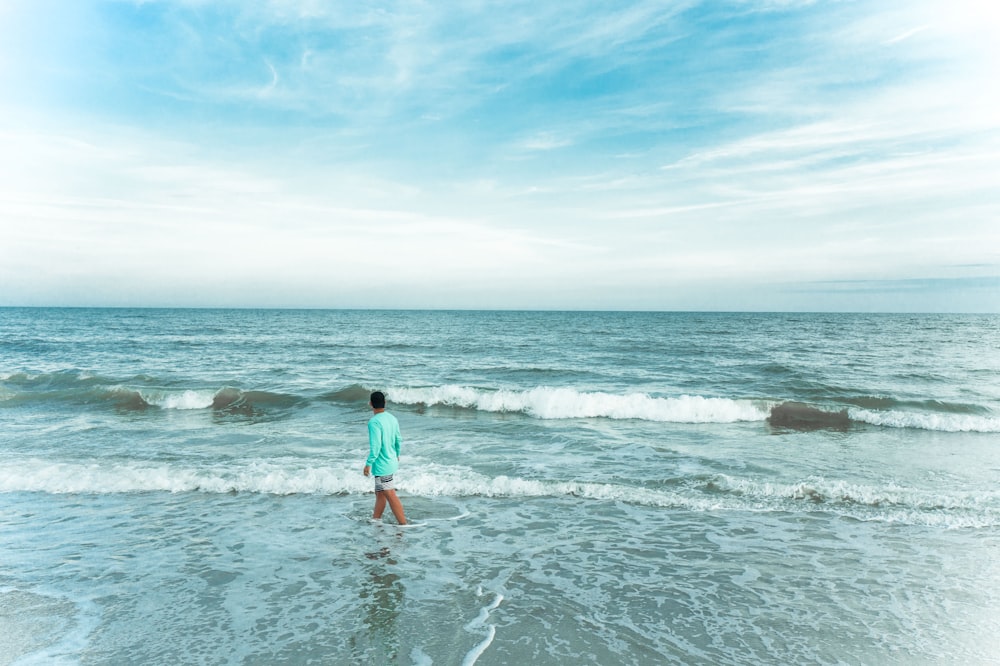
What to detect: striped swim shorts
<box><xmin>373</xmin><ymin>474</ymin><xmax>395</xmax><ymax>492</ymax></box>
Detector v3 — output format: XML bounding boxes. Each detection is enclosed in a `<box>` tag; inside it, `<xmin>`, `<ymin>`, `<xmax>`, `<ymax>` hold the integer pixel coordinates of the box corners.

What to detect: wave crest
<box><xmin>0</xmin><ymin>460</ymin><xmax>370</xmax><ymax>495</ymax></box>
<box><xmin>0</xmin><ymin>371</ymin><xmax>301</xmax><ymax>414</ymax></box>
<box><xmin>5</xmin><ymin>373</ymin><xmax>998</xmax><ymax>432</ymax></box>
<box><xmin>848</xmin><ymin>408</ymin><xmax>1000</xmax><ymax>433</ymax></box>
<box><xmin>320</xmin><ymin>384</ymin><xmax>372</xmax><ymax>403</ymax></box>
<box><xmin>2</xmin><ymin>461</ymin><xmax>995</xmax><ymax>528</ymax></box>
<box><xmin>387</xmin><ymin>385</ymin><xmax>769</xmax><ymax>423</ymax></box>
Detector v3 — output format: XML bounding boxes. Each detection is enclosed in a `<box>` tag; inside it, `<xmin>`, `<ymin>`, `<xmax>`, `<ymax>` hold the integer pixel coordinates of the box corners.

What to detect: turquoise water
<box><xmin>1</xmin><ymin>309</ymin><xmax>999</xmax><ymax>664</ymax></box>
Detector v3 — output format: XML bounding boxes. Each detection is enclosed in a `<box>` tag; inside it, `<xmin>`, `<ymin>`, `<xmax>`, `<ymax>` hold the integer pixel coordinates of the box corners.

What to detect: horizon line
<box><xmin>1</xmin><ymin>305</ymin><xmax>995</xmax><ymax>316</ymax></box>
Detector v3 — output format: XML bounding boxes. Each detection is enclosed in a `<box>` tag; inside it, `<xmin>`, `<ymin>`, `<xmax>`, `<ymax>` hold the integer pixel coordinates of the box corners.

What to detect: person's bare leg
<box><xmin>384</xmin><ymin>489</ymin><xmax>407</xmax><ymax>525</ymax></box>
<box><xmin>373</xmin><ymin>491</ymin><xmax>387</xmax><ymax>519</ymax></box>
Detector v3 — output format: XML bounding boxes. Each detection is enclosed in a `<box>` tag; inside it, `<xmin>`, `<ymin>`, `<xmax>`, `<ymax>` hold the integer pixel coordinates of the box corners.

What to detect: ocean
<box><xmin>1</xmin><ymin>308</ymin><xmax>998</xmax><ymax>665</ymax></box>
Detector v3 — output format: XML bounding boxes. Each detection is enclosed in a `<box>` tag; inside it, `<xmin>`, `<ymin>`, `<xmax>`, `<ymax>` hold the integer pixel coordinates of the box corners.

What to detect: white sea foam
<box><xmin>387</xmin><ymin>385</ymin><xmax>769</xmax><ymax>423</ymax></box>
<box><xmin>4</xmin><ymin>586</ymin><xmax>101</xmax><ymax>666</ymax></box>
<box><xmin>708</xmin><ymin>474</ymin><xmax>1000</xmax><ymax>528</ymax></box>
<box><xmin>386</xmin><ymin>385</ymin><xmax>1000</xmax><ymax>432</ymax></box>
<box><xmin>462</xmin><ymin>592</ymin><xmax>503</xmax><ymax>666</ymax></box>
<box><xmin>710</xmin><ymin>473</ymin><xmax>998</xmax><ymax>510</ymax></box>
<box><xmin>136</xmin><ymin>389</ymin><xmax>216</xmax><ymax>410</ymax></box>
<box><xmin>849</xmin><ymin>408</ymin><xmax>1000</xmax><ymax>433</ymax></box>
<box><xmin>461</xmin><ymin>625</ymin><xmax>496</xmax><ymax>666</ymax></box>
<box><xmin>0</xmin><ymin>461</ymin><xmax>371</xmax><ymax>496</ymax></box>
<box><xmin>410</xmin><ymin>647</ymin><xmax>434</xmax><ymax>666</ymax></box>
<box><xmin>3</xmin><ymin>460</ymin><xmax>995</xmax><ymax>528</ymax></box>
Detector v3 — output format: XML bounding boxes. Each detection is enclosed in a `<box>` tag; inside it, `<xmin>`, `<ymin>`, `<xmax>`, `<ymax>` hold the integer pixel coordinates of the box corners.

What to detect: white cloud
<box><xmin>0</xmin><ymin>125</ymin><xmax>607</xmax><ymax>307</ymax></box>
<box><xmin>883</xmin><ymin>25</ymin><xmax>929</xmax><ymax>45</ymax></box>
<box><xmin>519</xmin><ymin>133</ymin><xmax>573</xmax><ymax>152</ymax></box>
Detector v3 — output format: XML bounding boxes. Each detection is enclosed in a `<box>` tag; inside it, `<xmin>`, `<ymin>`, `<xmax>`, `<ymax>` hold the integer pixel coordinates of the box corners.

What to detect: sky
<box><xmin>0</xmin><ymin>0</ymin><xmax>998</xmax><ymax>311</ymax></box>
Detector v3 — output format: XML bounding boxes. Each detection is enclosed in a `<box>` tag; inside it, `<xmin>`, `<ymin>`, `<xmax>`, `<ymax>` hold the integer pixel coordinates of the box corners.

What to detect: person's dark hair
<box><xmin>370</xmin><ymin>391</ymin><xmax>386</xmax><ymax>409</ymax></box>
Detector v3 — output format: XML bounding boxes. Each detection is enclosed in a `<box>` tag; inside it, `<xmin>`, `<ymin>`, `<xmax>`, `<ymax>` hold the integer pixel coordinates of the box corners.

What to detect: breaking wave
<box><xmin>385</xmin><ymin>386</ymin><xmax>1000</xmax><ymax>432</ymax></box>
<box><xmin>1</xmin><ymin>461</ymin><xmax>994</xmax><ymax>528</ymax></box>
<box><xmin>0</xmin><ymin>371</ymin><xmax>302</xmax><ymax>414</ymax></box>
<box><xmin>4</xmin><ymin>373</ymin><xmax>999</xmax><ymax>432</ymax></box>
<box><xmin>848</xmin><ymin>408</ymin><xmax>1000</xmax><ymax>433</ymax></box>
<box><xmin>385</xmin><ymin>385</ymin><xmax>770</xmax><ymax>423</ymax></box>
<box><xmin>705</xmin><ymin>474</ymin><xmax>997</xmax><ymax>512</ymax></box>
<box><xmin>0</xmin><ymin>460</ymin><xmax>371</xmax><ymax>496</ymax></box>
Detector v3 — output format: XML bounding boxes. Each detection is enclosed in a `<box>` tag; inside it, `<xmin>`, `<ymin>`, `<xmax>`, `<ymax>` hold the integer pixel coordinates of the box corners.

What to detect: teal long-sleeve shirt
<box><xmin>366</xmin><ymin>411</ymin><xmax>402</xmax><ymax>476</ymax></box>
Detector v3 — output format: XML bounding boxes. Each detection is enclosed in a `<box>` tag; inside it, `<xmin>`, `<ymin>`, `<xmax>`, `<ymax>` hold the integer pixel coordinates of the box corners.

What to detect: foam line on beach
<box><xmin>421</xmin><ymin>510</ymin><xmax>472</xmax><ymax>522</ymax></box>
<box><xmin>462</xmin><ymin>592</ymin><xmax>503</xmax><ymax>666</ymax></box>
<box><xmin>461</xmin><ymin>626</ymin><xmax>496</xmax><ymax>666</ymax></box>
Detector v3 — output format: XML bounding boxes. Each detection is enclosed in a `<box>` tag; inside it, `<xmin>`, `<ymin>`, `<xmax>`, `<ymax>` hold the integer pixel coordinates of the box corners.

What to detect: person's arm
<box><xmin>365</xmin><ymin>420</ymin><xmax>382</xmax><ymax>475</ymax></box>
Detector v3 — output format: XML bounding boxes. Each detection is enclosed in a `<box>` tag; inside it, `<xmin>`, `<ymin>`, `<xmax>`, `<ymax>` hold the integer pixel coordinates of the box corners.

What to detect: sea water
<box><xmin>0</xmin><ymin>308</ymin><xmax>998</xmax><ymax>665</ymax></box>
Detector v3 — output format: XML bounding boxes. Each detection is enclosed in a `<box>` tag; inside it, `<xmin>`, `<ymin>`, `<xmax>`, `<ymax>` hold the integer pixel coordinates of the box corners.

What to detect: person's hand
<box><xmin>363</xmin><ymin>465</ymin><xmax>371</xmax><ymax>477</ymax></box>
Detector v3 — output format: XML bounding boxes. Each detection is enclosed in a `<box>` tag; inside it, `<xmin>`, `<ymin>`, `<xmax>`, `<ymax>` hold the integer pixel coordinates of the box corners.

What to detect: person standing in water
<box><xmin>363</xmin><ymin>391</ymin><xmax>407</xmax><ymax>525</ymax></box>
